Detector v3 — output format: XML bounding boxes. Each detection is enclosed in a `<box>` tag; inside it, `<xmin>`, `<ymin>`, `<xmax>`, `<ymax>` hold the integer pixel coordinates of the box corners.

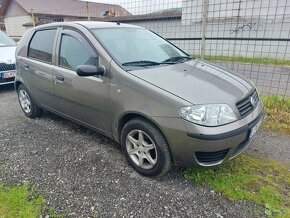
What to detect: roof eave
<box><xmin>96</xmin><ymin>12</ymin><xmax>182</xmax><ymax>22</ymax></box>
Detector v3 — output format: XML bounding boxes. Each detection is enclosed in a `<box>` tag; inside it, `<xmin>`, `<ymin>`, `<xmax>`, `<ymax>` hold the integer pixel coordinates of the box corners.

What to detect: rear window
<box><xmin>28</xmin><ymin>29</ymin><xmax>56</xmax><ymax>63</ymax></box>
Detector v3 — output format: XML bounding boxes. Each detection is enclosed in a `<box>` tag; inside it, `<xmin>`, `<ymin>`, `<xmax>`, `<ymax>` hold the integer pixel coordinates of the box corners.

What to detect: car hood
<box><xmin>129</xmin><ymin>59</ymin><xmax>254</xmax><ymax>105</ymax></box>
<box><xmin>0</xmin><ymin>46</ymin><xmax>16</xmax><ymax>63</ymax></box>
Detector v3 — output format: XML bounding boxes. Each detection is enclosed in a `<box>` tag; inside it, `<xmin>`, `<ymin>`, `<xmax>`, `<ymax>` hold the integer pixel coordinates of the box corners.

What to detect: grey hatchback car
<box><xmin>15</xmin><ymin>21</ymin><xmax>263</xmax><ymax>177</ymax></box>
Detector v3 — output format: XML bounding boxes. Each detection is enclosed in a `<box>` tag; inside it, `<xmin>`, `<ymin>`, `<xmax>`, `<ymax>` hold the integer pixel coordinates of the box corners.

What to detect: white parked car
<box><xmin>0</xmin><ymin>31</ymin><xmax>16</xmax><ymax>85</ymax></box>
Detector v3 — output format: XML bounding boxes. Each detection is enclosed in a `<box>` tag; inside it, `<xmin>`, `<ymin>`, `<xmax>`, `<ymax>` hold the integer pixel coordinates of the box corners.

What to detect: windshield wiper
<box><xmin>122</xmin><ymin>56</ymin><xmax>192</xmax><ymax>67</ymax></box>
<box><xmin>122</xmin><ymin>60</ymin><xmax>160</xmax><ymax>67</ymax></box>
<box><xmin>160</xmin><ymin>56</ymin><xmax>192</xmax><ymax>64</ymax></box>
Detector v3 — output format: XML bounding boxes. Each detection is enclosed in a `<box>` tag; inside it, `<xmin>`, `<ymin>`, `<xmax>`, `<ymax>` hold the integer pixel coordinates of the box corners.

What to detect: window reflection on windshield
<box><xmin>91</xmin><ymin>27</ymin><xmax>187</xmax><ymax>66</ymax></box>
<box><xmin>0</xmin><ymin>31</ymin><xmax>16</xmax><ymax>47</ymax></box>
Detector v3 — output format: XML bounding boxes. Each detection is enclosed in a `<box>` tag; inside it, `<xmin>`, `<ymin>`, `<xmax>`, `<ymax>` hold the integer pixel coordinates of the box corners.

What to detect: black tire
<box><xmin>121</xmin><ymin>118</ymin><xmax>173</xmax><ymax>177</ymax></box>
<box><xmin>17</xmin><ymin>84</ymin><xmax>42</xmax><ymax>118</ymax></box>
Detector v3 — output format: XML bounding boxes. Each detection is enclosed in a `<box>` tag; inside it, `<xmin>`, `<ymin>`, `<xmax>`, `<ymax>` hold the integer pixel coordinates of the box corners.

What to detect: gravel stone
<box><xmin>30</xmin><ymin>150</ymin><xmax>38</xmax><ymax>155</ymax></box>
<box><xmin>246</xmin><ymin>131</ymin><xmax>290</xmax><ymax>165</ymax></box>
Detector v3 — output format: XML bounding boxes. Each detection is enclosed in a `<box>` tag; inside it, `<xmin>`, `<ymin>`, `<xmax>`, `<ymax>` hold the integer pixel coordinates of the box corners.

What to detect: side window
<box><xmin>59</xmin><ymin>35</ymin><xmax>96</xmax><ymax>71</ymax></box>
<box><xmin>28</xmin><ymin>29</ymin><xmax>56</xmax><ymax>63</ymax></box>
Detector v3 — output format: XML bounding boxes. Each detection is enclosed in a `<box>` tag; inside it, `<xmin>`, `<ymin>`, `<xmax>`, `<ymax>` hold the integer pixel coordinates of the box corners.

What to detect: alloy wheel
<box><xmin>126</xmin><ymin>130</ymin><xmax>158</xmax><ymax>169</ymax></box>
<box><xmin>19</xmin><ymin>90</ymin><xmax>31</xmax><ymax>114</ymax></box>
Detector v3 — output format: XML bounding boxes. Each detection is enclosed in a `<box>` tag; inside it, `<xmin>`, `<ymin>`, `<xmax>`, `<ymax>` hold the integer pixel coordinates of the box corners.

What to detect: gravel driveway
<box><xmin>1</xmin><ymin>84</ymin><xmax>289</xmax><ymax>217</ymax></box>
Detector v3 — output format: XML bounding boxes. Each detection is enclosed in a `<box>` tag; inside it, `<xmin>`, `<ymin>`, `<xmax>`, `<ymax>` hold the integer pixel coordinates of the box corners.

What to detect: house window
<box><xmin>53</xmin><ymin>17</ymin><xmax>64</xmax><ymax>22</ymax></box>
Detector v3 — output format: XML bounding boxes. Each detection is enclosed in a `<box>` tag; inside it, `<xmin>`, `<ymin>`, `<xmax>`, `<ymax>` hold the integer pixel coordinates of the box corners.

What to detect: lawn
<box><xmin>0</xmin><ymin>183</ymin><xmax>57</xmax><ymax>218</ymax></box>
<box><xmin>184</xmin><ymin>156</ymin><xmax>290</xmax><ymax>217</ymax></box>
<box><xmin>200</xmin><ymin>55</ymin><xmax>290</xmax><ymax>66</ymax></box>
<box><xmin>261</xmin><ymin>96</ymin><xmax>290</xmax><ymax>134</ymax></box>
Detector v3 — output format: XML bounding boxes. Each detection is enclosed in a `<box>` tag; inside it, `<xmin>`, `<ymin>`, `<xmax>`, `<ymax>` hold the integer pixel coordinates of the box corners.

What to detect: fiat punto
<box><xmin>15</xmin><ymin>22</ymin><xmax>263</xmax><ymax>177</ymax></box>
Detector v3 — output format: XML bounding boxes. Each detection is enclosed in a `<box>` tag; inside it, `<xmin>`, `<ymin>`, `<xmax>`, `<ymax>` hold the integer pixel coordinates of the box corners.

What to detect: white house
<box><xmin>0</xmin><ymin>0</ymin><xmax>130</xmax><ymax>38</ymax></box>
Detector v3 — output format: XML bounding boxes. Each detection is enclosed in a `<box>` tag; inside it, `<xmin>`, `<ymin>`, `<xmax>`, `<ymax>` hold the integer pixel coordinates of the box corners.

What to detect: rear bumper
<box><xmin>152</xmin><ymin>101</ymin><xmax>264</xmax><ymax>167</ymax></box>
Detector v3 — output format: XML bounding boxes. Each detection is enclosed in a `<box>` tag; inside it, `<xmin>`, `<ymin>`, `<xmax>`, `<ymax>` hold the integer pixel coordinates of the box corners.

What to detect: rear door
<box><xmin>52</xmin><ymin>29</ymin><xmax>110</xmax><ymax>133</ymax></box>
<box><xmin>19</xmin><ymin>28</ymin><xmax>58</xmax><ymax>109</ymax></box>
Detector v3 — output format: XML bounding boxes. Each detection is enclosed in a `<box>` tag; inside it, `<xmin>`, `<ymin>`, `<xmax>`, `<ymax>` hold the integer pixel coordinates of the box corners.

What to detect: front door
<box><xmin>52</xmin><ymin>29</ymin><xmax>110</xmax><ymax>133</ymax></box>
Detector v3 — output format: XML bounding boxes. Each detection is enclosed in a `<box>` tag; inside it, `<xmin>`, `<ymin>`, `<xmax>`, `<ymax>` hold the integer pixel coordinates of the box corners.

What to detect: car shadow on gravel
<box><xmin>40</xmin><ymin>110</ymin><xmax>186</xmax><ymax>179</ymax></box>
<box><xmin>0</xmin><ymin>83</ymin><xmax>14</xmax><ymax>92</ymax></box>
<box><xmin>41</xmin><ymin>111</ymin><xmax>121</xmax><ymax>147</ymax></box>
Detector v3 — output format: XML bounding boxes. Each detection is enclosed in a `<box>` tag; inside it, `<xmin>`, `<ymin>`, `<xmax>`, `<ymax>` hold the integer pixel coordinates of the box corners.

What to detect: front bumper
<box><xmin>152</xmin><ymin>101</ymin><xmax>264</xmax><ymax>167</ymax></box>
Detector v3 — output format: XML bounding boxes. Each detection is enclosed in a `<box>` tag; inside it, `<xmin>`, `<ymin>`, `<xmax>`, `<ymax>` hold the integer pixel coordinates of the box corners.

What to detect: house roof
<box><xmin>96</xmin><ymin>9</ymin><xmax>182</xmax><ymax>22</ymax></box>
<box><xmin>0</xmin><ymin>0</ymin><xmax>130</xmax><ymax>17</ymax></box>
<box><xmin>99</xmin><ymin>12</ymin><xmax>181</xmax><ymax>22</ymax></box>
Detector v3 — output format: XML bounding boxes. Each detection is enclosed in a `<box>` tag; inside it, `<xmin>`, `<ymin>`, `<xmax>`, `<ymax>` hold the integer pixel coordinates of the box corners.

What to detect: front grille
<box><xmin>236</xmin><ymin>90</ymin><xmax>259</xmax><ymax>118</ymax></box>
<box><xmin>195</xmin><ymin>149</ymin><xmax>229</xmax><ymax>164</ymax></box>
<box><xmin>0</xmin><ymin>63</ymin><xmax>15</xmax><ymax>71</ymax></box>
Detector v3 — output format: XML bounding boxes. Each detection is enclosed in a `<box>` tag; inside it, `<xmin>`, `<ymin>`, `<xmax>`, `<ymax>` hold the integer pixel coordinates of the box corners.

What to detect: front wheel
<box><xmin>17</xmin><ymin>84</ymin><xmax>42</xmax><ymax>118</ymax></box>
<box><xmin>121</xmin><ymin>118</ymin><xmax>173</xmax><ymax>177</ymax></box>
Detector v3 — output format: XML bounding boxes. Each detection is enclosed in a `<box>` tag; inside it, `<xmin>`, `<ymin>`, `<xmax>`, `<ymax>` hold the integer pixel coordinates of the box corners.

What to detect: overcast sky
<box><xmin>83</xmin><ymin>0</ymin><xmax>182</xmax><ymax>15</ymax></box>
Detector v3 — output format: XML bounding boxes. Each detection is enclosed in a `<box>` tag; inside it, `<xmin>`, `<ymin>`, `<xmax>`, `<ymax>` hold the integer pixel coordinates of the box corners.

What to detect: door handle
<box><xmin>56</xmin><ymin>75</ymin><xmax>64</xmax><ymax>81</ymax></box>
<box><xmin>23</xmin><ymin>63</ymin><xmax>29</xmax><ymax>70</ymax></box>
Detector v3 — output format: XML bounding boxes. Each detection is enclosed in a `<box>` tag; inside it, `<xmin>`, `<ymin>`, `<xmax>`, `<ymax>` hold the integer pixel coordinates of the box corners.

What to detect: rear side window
<box><xmin>28</xmin><ymin>29</ymin><xmax>56</xmax><ymax>63</ymax></box>
<box><xmin>59</xmin><ymin>35</ymin><xmax>95</xmax><ymax>71</ymax></box>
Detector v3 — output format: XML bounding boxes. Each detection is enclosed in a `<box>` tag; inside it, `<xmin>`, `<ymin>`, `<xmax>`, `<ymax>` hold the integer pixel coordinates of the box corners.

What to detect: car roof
<box><xmin>32</xmin><ymin>21</ymin><xmax>143</xmax><ymax>30</ymax></box>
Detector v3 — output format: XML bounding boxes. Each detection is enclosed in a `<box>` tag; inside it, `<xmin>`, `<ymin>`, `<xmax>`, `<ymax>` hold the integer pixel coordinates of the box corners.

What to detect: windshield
<box><xmin>0</xmin><ymin>31</ymin><xmax>16</xmax><ymax>47</ymax></box>
<box><xmin>91</xmin><ymin>27</ymin><xmax>189</xmax><ymax>68</ymax></box>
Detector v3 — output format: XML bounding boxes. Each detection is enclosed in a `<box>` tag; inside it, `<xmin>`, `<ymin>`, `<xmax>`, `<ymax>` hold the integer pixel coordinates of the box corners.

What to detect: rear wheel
<box><xmin>121</xmin><ymin>118</ymin><xmax>173</xmax><ymax>177</ymax></box>
<box><xmin>17</xmin><ymin>84</ymin><xmax>42</xmax><ymax>118</ymax></box>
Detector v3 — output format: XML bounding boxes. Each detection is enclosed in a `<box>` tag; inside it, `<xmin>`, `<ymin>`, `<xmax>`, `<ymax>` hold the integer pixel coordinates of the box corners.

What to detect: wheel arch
<box><xmin>14</xmin><ymin>80</ymin><xmax>22</xmax><ymax>91</ymax></box>
<box><xmin>117</xmin><ymin>112</ymin><xmax>174</xmax><ymax>162</ymax></box>
<box><xmin>15</xmin><ymin>81</ymin><xmax>42</xmax><ymax>109</ymax></box>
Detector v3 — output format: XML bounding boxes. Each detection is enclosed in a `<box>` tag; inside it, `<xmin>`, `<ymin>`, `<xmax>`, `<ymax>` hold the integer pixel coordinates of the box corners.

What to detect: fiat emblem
<box><xmin>250</xmin><ymin>96</ymin><xmax>256</xmax><ymax>106</ymax></box>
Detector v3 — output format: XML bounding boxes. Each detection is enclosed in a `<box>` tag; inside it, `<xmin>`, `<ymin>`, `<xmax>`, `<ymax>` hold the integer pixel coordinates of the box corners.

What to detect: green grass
<box><xmin>184</xmin><ymin>155</ymin><xmax>290</xmax><ymax>217</ymax></box>
<box><xmin>197</xmin><ymin>55</ymin><xmax>290</xmax><ymax>66</ymax></box>
<box><xmin>261</xmin><ymin>96</ymin><xmax>290</xmax><ymax>134</ymax></box>
<box><xmin>0</xmin><ymin>182</ymin><xmax>56</xmax><ymax>218</ymax></box>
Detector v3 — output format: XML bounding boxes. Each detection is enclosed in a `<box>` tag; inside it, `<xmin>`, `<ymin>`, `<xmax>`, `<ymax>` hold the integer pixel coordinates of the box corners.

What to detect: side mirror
<box><xmin>76</xmin><ymin>65</ymin><xmax>105</xmax><ymax>77</ymax></box>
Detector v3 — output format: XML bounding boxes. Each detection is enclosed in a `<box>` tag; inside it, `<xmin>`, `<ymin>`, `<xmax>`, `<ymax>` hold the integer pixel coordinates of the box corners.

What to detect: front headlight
<box><xmin>179</xmin><ymin>104</ymin><xmax>238</xmax><ymax>126</ymax></box>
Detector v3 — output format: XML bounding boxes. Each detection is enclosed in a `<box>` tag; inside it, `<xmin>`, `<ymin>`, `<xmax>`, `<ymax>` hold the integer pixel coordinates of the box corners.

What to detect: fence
<box><xmin>2</xmin><ymin>0</ymin><xmax>290</xmax><ymax>98</ymax></box>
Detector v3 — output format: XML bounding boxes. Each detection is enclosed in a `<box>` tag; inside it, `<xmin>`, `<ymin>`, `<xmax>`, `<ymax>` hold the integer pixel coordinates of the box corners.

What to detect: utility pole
<box><xmin>31</xmin><ymin>9</ymin><xmax>36</xmax><ymax>27</ymax></box>
<box><xmin>86</xmin><ymin>2</ymin><xmax>91</xmax><ymax>21</ymax></box>
<box><xmin>200</xmin><ymin>0</ymin><xmax>209</xmax><ymax>59</ymax></box>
